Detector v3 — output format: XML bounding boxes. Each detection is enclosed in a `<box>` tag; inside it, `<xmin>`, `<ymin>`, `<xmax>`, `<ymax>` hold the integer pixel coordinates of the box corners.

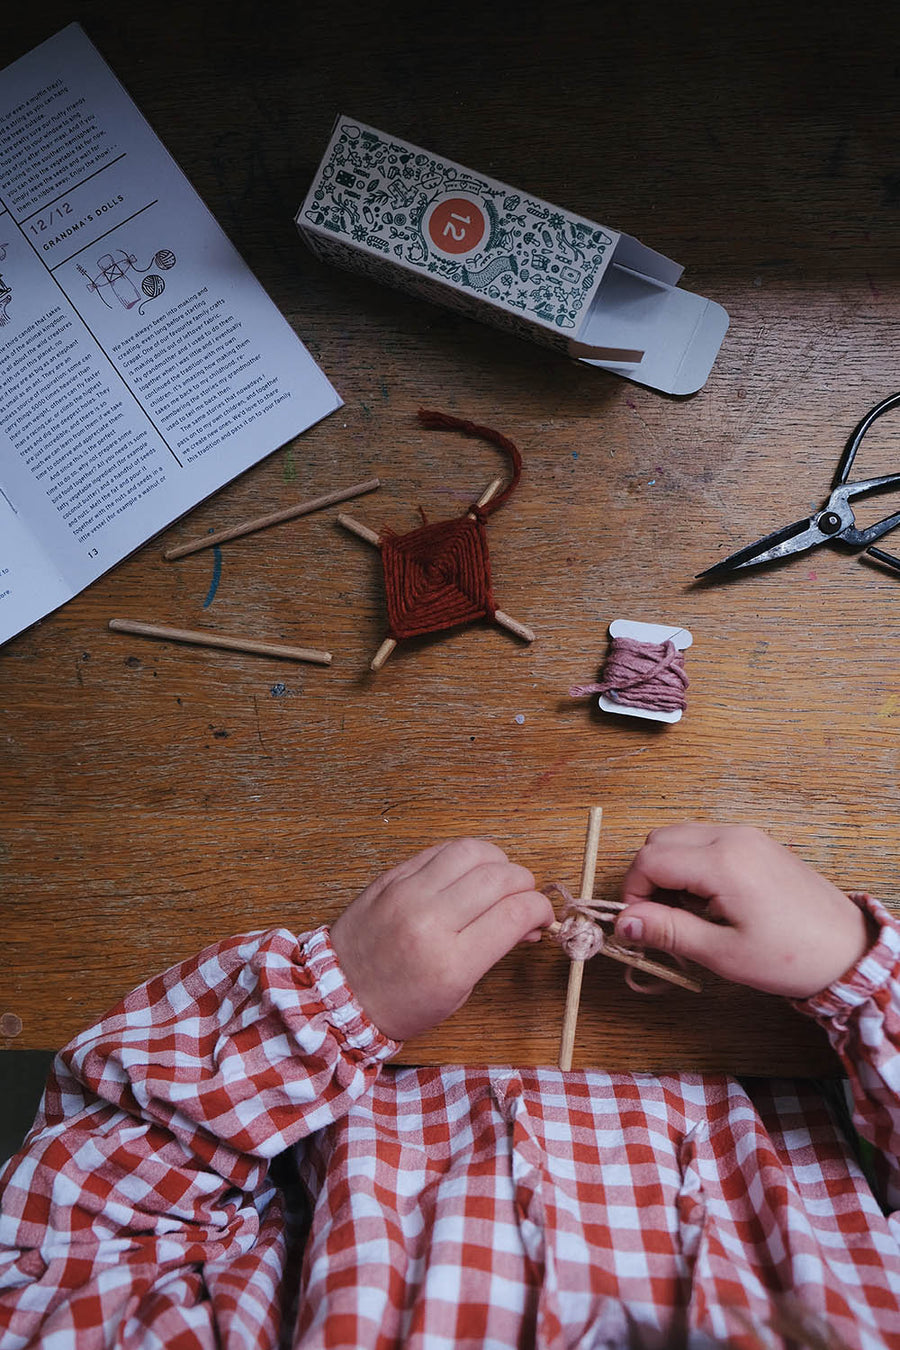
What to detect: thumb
<box><xmin>615</xmin><ymin>901</ymin><xmax>732</xmax><ymax>971</ymax></box>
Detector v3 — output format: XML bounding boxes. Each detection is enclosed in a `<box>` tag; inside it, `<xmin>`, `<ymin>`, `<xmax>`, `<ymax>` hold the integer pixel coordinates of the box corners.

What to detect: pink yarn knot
<box><xmin>558</xmin><ymin>912</ymin><xmax>606</xmax><ymax>960</ymax></box>
<box><xmin>544</xmin><ymin>882</ymin><xmax>625</xmax><ymax>960</ymax></box>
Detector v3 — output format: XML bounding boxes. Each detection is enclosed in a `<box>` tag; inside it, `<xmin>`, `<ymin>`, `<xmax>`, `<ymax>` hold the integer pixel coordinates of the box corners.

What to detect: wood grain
<box><xmin>3</xmin><ymin>0</ymin><xmax>900</xmax><ymax>1073</ymax></box>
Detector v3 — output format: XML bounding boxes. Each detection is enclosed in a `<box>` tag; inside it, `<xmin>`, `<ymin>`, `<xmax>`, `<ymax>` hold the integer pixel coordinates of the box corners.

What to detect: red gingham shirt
<box><xmin>2</xmin><ymin>894</ymin><xmax>900</xmax><ymax>1349</ymax></box>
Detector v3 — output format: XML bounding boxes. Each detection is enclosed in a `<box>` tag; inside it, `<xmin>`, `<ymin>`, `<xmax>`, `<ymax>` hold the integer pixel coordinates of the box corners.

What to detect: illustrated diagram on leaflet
<box><xmin>0</xmin><ymin>243</ymin><xmax>11</xmax><ymax>327</ymax></box>
<box><xmin>78</xmin><ymin>247</ymin><xmax>177</xmax><ymax>315</ymax></box>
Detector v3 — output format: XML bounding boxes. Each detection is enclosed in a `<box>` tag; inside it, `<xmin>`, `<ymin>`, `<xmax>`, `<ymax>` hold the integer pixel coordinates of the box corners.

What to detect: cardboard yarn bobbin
<box><xmin>571</xmin><ymin>619</ymin><xmax>692</xmax><ymax>724</ymax></box>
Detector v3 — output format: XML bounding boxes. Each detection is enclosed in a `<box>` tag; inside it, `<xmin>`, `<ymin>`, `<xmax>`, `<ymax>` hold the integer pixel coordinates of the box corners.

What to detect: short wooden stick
<box><xmin>580</xmin><ymin>806</ymin><xmax>603</xmax><ymax>906</ymax></box>
<box><xmin>469</xmin><ymin>478</ymin><xmax>503</xmax><ymax>514</ymax></box>
<box><xmin>164</xmin><ymin>479</ymin><xmax>381</xmax><ymax>560</ymax></box>
<box><xmin>338</xmin><ymin>512</ymin><xmax>382</xmax><ymax>547</ymax></box>
<box><xmin>601</xmin><ymin>943</ymin><xmax>703</xmax><ymax>994</ymax></box>
<box><xmin>370</xmin><ymin>637</ymin><xmax>397</xmax><ymax>671</ymax></box>
<box><xmin>472</xmin><ymin>479</ymin><xmax>535</xmax><ymax>642</ymax></box>
<box><xmin>494</xmin><ymin>610</ymin><xmax>535</xmax><ymax>643</ymax></box>
<box><xmin>558</xmin><ymin>961</ymin><xmax>585</xmax><ymax>1072</ymax></box>
<box><xmin>109</xmin><ymin>619</ymin><xmax>332</xmax><ymax>665</ymax></box>
<box><xmin>559</xmin><ymin>806</ymin><xmax>603</xmax><ymax>1071</ymax></box>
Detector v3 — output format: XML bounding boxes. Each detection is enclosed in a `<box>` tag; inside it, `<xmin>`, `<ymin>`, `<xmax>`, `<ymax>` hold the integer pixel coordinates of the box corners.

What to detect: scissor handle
<box><xmin>842</xmin><ymin>508</ymin><xmax>900</xmax><ymax>548</ymax></box>
<box><xmin>840</xmin><ymin>470</ymin><xmax>900</xmax><ymax>499</ymax></box>
<box><xmin>833</xmin><ymin>391</ymin><xmax>900</xmax><ymax>487</ymax></box>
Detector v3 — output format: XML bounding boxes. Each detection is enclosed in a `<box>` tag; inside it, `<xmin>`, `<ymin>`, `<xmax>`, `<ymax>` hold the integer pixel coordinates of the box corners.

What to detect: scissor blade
<box><xmin>697</xmin><ymin>516</ymin><xmax>824</xmax><ymax>578</ymax></box>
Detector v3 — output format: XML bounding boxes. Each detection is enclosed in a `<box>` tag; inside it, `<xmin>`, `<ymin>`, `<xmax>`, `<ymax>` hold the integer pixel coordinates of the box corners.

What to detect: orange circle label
<box><xmin>427</xmin><ymin>196</ymin><xmax>488</xmax><ymax>255</ymax></box>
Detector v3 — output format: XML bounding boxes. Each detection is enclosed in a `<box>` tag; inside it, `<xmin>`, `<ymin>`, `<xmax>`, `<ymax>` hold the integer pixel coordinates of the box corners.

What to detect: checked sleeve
<box><xmin>797</xmin><ymin>893</ymin><xmax>900</xmax><ymax>1217</ymax></box>
<box><xmin>0</xmin><ymin>925</ymin><xmax>397</xmax><ymax>1349</ymax></box>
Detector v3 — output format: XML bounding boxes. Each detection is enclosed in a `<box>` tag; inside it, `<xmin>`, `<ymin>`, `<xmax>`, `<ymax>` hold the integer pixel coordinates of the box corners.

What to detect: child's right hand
<box><xmin>330</xmin><ymin>837</ymin><xmax>554</xmax><ymax>1042</ymax></box>
<box><xmin>613</xmin><ymin>823</ymin><xmax>877</xmax><ymax>999</ymax></box>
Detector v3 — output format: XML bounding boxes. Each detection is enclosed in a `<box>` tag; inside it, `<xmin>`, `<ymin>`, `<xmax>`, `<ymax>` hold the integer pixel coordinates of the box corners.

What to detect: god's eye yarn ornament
<box><xmin>339</xmin><ymin>408</ymin><xmax>535</xmax><ymax>671</ymax></box>
<box><xmin>546</xmin><ymin>806</ymin><xmax>702</xmax><ymax>1071</ymax></box>
<box><xmin>570</xmin><ymin>620</ymin><xmax>692</xmax><ymax>724</ymax></box>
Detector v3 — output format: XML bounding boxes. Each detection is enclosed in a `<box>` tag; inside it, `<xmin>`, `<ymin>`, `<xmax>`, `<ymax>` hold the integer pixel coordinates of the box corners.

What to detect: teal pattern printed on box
<box><xmin>297</xmin><ymin>117</ymin><xmax>729</xmax><ymax>395</ymax></box>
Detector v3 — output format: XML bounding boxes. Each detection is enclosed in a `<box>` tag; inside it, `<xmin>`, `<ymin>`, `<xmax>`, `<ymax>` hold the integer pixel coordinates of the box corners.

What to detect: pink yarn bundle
<box><xmin>571</xmin><ymin>637</ymin><xmax>688</xmax><ymax>713</ymax></box>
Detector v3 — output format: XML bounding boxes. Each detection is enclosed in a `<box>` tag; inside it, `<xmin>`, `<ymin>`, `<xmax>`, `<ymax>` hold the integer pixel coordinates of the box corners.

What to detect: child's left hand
<box><xmin>330</xmin><ymin>837</ymin><xmax>554</xmax><ymax>1041</ymax></box>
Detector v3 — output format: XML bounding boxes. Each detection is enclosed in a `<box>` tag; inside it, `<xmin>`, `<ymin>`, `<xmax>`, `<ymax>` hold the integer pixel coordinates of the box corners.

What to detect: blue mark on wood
<box><xmin>202</xmin><ymin>546</ymin><xmax>223</xmax><ymax>608</ymax></box>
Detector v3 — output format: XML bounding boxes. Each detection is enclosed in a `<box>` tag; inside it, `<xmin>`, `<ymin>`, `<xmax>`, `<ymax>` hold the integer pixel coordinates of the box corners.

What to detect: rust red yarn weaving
<box><xmin>380</xmin><ymin>409</ymin><xmax>523</xmax><ymax>641</ymax></box>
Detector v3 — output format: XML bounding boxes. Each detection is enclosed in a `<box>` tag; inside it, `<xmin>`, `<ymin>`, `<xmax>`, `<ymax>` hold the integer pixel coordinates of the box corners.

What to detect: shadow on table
<box><xmin>0</xmin><ymin>1051</ymin><xmax>55</xmax><ymax>1165</ymax></box>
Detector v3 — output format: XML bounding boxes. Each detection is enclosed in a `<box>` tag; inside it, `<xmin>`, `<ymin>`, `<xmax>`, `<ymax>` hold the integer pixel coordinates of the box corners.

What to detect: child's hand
<box><xmin>613</xmin><ymin>823</ymin><xmax>876</xmax><ymax>999</ymax></box>
<box><xmin>330</xmin><ymin>838</ymin><xmax>555</xmax><ymax>1041</ymax></box>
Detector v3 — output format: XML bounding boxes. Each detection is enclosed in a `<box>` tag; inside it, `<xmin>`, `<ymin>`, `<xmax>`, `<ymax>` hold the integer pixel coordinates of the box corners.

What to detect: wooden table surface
<box><xmin>3</xmin><ymin>0</ymin><xmax>900</xmax><ymax>1074</ymax></box>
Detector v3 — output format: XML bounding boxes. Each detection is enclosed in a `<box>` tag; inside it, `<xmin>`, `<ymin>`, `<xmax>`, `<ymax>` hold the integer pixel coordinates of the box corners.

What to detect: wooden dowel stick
<box><xmin>370</xmin><ymin>638</ymin><xmax>397</xmax><ymax>671</ymax></box>
<box><xmin>469</xmin><ymin>478</ymin><xmax>502</xmax><ymax>514</ymax></box>
<box><xmin>559</xmin><ymin>806</ymin><xmax>603</xmax><ymax>1071</ymax></box>
<box><xmin>600</xmin><ymin>944</ymin><xmax>703</xmax><ymax>994</ymax></box>
<box><xmin>338</xmin><ymin>512</ymin><xmax>382</xmax><ymax>547</ymax></box>
<box><xmin>580</xmin><ymin>806</ymin><xmax>603</xmax><ymax>906</ymax></box>
<box><xmin>494</xmin><ymin>610</ymin><xmax>535</xmax><ymax>642</ymax></box>
<box><xmin>164</xmin><ymin>478</ymin><xmax>381</xmax><ymax>560</ymax></box>
<box><xmin>109</xmin><ymin>619</ymin><xmax>332</xmax><ymax>665</ymax></box>
<box><xmin>559</xmin><ymin>962</ymin><xmax>585</xmax><ymax>1072</ymax></box>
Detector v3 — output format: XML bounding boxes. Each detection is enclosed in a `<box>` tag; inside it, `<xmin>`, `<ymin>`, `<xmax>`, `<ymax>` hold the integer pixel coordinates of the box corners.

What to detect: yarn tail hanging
<box><xmin>417</xmin><ymin>408</ymin><xmax>522</xmax><ymax>515</ymax></box>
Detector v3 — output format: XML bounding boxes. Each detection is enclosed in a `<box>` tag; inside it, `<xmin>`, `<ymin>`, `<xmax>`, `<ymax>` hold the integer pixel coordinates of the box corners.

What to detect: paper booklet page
<box><xmin>0</xmin><ymin>23</ymin><xmax>341</xmax><ymax>645</ymax></box>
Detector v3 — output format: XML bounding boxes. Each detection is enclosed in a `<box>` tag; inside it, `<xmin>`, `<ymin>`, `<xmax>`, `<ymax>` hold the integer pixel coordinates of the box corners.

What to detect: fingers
<box><xmin>461</xmin><ymin>887</ymin><xmax>556</xmax><ymax>971</ymax></box>
<box><xmin>366</xmin><ymin>837</ymin><xmax>504</xmax><ymax>899</ymax></box>
<box><xmin>393</xmin><ymin>838</ymin><xmax>554</xmax><ymax>976</ymax></box>
<box><xmin>396</xmin><ymin>837</ymin><xmax>510</xmax><ymax>894</ymax></box>
<box><xmin>358</xmin><ymin>838</ymin><xmax>510</xmax><ymax>916</ymax></box>
<box><xmin>614</xmin><ymin>900</ymin><xmax>733</xmax><ymax>971</ymax></box>
<box><xmin>620</xmin><ymin>823</ymin><xmax>748</xmax><ymax>908</ymax></box>
<box><xmin>384</xmin><ymin>838</ymin><xmax>541</xmax><ymax>932</ymax></box>
<box><xmin>445</xmin><ymin>858</ymin><xmax>541</xmax><ymax>928</ymax></box>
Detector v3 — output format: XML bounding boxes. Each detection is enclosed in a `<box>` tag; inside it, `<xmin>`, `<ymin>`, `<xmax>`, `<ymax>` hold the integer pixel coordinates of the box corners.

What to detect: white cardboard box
<box><xmin>296</xmin><ymin>116</ymin><xmax>728</xmax><ymax>395</ymax></box>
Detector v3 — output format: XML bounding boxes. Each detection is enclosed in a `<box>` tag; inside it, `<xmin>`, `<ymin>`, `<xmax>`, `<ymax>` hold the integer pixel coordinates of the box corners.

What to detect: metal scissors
<box><xmin>697</xmin><ymin>391</ymin><xmax>900</xmax><ymax>579</ymax></box>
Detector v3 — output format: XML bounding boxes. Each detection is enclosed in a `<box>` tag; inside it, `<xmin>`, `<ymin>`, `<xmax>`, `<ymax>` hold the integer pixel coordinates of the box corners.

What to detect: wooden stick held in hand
<box><xmin>558</xmin><ymin>806</ymin><xmax>603</xmax><ymax>1071</ymax></box>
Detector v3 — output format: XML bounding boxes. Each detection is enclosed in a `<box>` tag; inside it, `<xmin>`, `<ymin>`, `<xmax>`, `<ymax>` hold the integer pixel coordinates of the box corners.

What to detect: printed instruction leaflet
<box><xmin>0</xmin><ymin>24</ymin><xmax>340</xmax><ymax>646</ymax></box>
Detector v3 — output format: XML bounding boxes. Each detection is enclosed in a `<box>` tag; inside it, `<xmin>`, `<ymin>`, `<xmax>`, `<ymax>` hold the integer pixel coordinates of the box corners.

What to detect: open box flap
<box><xmin>571</xmin><ymin>259</ymin><xmax>728</xmax><ymax>395</ymax></box>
